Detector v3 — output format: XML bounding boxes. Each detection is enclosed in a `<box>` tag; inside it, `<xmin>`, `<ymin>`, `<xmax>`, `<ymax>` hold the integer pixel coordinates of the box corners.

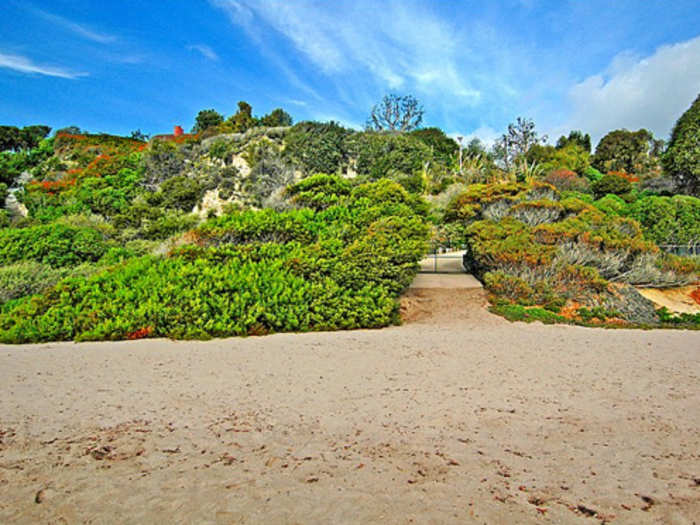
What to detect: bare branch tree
<box><xmin>367</xmin><ymin>94</ymin><xmax>424</xmax><ymax>132</ymax></box>
<box><xmin>492</xmin><ymin>117</ymin><xmax>548</xmax><ymax>169</ymax></box>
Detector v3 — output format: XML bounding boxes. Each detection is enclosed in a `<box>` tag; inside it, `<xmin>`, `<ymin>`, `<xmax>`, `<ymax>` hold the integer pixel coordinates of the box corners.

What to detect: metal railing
<box><xmin>658</xmin><ymin>243</ymin><xmax>700</xmax><ymax>257</ymax></box>
<box><xmin>419</xmin><ymin>251</ymin><xmax>467</xmax><ymax>274</ymax></box>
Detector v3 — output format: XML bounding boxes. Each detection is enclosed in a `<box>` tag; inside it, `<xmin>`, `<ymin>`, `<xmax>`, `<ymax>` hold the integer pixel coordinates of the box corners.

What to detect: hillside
<box><xmin>1</xmin><ymin>102</ymin><xmax>699</xmax><ymax>342</ymax></box>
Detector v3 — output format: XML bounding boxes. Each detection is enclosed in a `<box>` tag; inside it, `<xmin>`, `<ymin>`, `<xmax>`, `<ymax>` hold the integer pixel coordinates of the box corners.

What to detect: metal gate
<box><xmin>419</xmin><ymin>251</ymin><xmax>467</xmax><ymax>274</ymax></box>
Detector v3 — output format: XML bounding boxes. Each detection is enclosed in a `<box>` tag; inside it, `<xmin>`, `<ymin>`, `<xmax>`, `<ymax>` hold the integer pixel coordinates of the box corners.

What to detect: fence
<box><xmin>419</xmin><ymin>250</ymin><xmax>467</xmax><ymax>274</ymax></box>
<box><xmin>658</xmin><ymin>243</ymin><xmax>700</xmax><ymax>257</ymax></box>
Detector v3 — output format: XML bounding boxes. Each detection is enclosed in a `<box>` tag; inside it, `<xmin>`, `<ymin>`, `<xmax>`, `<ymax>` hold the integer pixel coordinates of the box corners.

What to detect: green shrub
<box><xmin>0</xmin><ymin>262</ymin><xmax>70</xmax><ymax>304</ymax></box>
<box><xmin>157</xmin><ymin>175</ymin><xmax>204</xmax><ymax>211</ymax></box>
<box><xmin>594</xmin><ymin>194</ymin><xmax>629</xmax><ymax>216</ymax></box>
<box><xmin>583</xmin><ymin>166</ymin><xmax>604</xmax><ymax>182</ymax></box>
<box><xmin>490</xmin><ymin>304</ymin><xmax>569</xmax><ymax>324</ymax></box>
<box><xmin>346</xmin><ymin>132</ymin><xmax>433</xmax><ymax>180</ymax></box>
<box><xmin>592</xmin><ymin>173</ymin><xmax>633</xmax><ymax>198</ymax></box>
<box><xmin>284</xmin><ymin>121</ymin><xmax>352</xmax><ymax>175</ymax></box>
<box><xmin>628</xmin><ymin>195</ymin><xmax>700</xmax><ymax>245</ymax></box>
<box><xmin>286</xmin><ymin>173</ymin><xmax>352</xmax><ymax>210</ymax></box>
<box><xmin>0</xmin><ymin>224</ymin><xmax>108</xmax><ymax>267</ymax></box>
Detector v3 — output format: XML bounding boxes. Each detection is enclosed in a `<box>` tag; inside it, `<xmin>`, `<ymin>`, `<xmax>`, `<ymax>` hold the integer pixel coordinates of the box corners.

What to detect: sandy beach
<box><xmin>1</xmin><ymin>288</ymin><xmax>699</xmax><ymax>524</ymax></box>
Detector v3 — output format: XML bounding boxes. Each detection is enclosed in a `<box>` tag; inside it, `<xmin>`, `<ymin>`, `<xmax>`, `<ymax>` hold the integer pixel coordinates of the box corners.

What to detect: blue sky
<box><xmin>1</xmin><ymin>0</ymin><xmax>699</xmax><ymax>146</ymax></box>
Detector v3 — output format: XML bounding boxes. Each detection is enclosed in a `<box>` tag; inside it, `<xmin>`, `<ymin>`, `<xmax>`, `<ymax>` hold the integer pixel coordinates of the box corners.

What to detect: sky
<box><xmin>1</xmin><ymin>0</ymin><xmax>699</xmax><ymax>147</ymax></box>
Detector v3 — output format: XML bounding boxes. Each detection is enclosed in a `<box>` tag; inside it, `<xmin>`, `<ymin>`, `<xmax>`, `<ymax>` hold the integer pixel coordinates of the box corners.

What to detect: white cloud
<box><xmin>451</xmin><ymin>126</ymin><xmax>500</xmax><ymax>149</ymax></box>
<box><xmin>566</xmin><ymin>36</ymin><xmax>700</xmax><ymax>145</ymax></box>
<box><xmin>210</xmin><ymin>0</ymin><xmax>481</xmax><ymax>105</ymax></box>
<box><xmin>30</xmin><ymin>7</ymin><xmax>116</xmax><ymax>43</ymax></box>
<box><xmin>0</xmin><ymin>51</ymin><xmax>86</xmax><ymax>79</ymax></box>
<box><xmin>188</xmin><ymin>44</ymin><xmax>219</xmax><ymax>61</ymax></box>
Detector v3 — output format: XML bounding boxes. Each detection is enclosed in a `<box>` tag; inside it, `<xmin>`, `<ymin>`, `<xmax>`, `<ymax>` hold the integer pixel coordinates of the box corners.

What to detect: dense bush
<box><xmin>284</xmin><ymin>121</ymin><xmax>352</xmax><ymax>175</ymax></box>
<box><xmin>155</xmin><ymin>175</ymin><xmax>204</xmax><ymax>211</ymax></box>
<box><xmin>544</xmin><ymin>169</ymin><xmax>590</xmax><ymax>193</ymax></box>
<box><xmin>592</xmin><ymin>173</ymin><xmax>633</xmax><ymax>199</ymax></box>
<box><xmin>0</xmin><ymin>261</ymin><xmax>102</xmax><ymax>305</ymax></box>
<box><xmin>346</xmin><ymin>132</ymin><xmax>433</xmax><ymax>179</ymax></box>
<box><xmin>629</xmin><ymin>195</ymin><xmax>700</xmax><ymax>245</ymax></box>
<box><xmin>286</xmin><ymin>173</ymin><xmax>352</xmax><ymax>210</ymax></box>
<box><xmin>409</xmin><ymin>127</ymin><xmax>458</xmax><ymax>164</ymax></box>
<box><xmin>526</xmin><ymin>144</ymin><xmax>590</xmax><ymax>175</ymax></box>
<box><xmin>445</xmin><ymin>181</ymin><xmax>698</xmax><ymax>325</ymax></box>
<box><xmin>0</xmin><ymin>224</ymin><xmax>108</xmax><ymax>267</ymax></box>
<box><xmin>0</xmin><ymin>179</ymin><xmax>429</xmax><ymax>343</ymax></box>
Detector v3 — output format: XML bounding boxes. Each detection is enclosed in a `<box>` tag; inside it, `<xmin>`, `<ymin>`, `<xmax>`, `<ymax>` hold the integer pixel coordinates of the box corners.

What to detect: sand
<box><xmin>637</xmin><ymin>285</ymin><xmax>700</xmax><ymax>315</ymax></box>
<box><xmin>1</xmin><ymin>287</ymin><xmax>699</xmax><ymax>524</ymax></box>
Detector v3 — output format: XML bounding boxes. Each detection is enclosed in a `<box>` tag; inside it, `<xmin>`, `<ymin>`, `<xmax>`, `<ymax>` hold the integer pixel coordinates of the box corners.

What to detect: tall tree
<box><xmin>0</xmin><ymin>125</ymin><xmax>50</xmax><ymax>152</ymax></box>
<box><xmin>226</xmin><ymin>101</ymin><xmax>257</xmax><ymax>133</ymax></box>
<box><xmin>259</xmin><ymin>108</ymin><xmax>293</xmax><ymax>127</ymax></box>
<box><xmin>556</xmin><ymin>130</ymin><xmax>591</xmax><ymax>153</ymax></box>
<box><xmin>663</xmin><ymin>93</ymin><xmax>700</xmax><ymax>196</ymax></box>
<box><xmin>493</xmin><ymin>117</ymin><xmax>547</xmax><ymax>169</ymax></box>
<box><xmin>592</xmin><ymin>129</ymin><xmax>656</xmax><ymax>174</ymax></box>
<box><xmin>367</xmin><ymin>94</ymin><xmax>424</xmax><ymax>132</ymax></box>
<box><xmin>0</xmin><ymin>126</ymin><xmax>20</xmax><ymax>152</ymax></box>
<box><xmin>409</xmin><ymin>127</ymin><xmax>458</xmax><ymax>162</ymax></box>
<box><xmin>192</xmin><ymin>109</ymin><xmax>224</xmax><ymax>133</ymax></box>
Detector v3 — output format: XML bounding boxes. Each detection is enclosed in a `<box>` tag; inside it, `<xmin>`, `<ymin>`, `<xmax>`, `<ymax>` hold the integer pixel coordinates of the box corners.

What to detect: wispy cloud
<box><xmin>188</xmin><ymin>44</ymin><xmax>219</xmax><ymax>61</ymax></box>
<box><xmin>210</xmin><ymin>0</ymin><xmax>484</xmax><ymax>111</ymax></box>
<box><xmin>30</xmin><ymin>7</ymin><xmax>116</xmax><ymax>44</ymax></box>
<box><xmin>0</xmin><ymin>51</ymin><xmax>86</xmax><ymax>79</ymax></box>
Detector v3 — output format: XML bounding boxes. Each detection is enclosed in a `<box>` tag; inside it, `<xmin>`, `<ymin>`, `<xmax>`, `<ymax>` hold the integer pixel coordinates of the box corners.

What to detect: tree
<box><xmin>284</xmin><ymin>121</ymin><xmax>352</xmax><ymax>174</ymax></box>
<box><xmin>409</xmin><ymin>127</ymin><xmax>458</xmax><ymax>162</ymax></box>
<box><xmin>192</xmin><ymin>109</ymin><xmax>224</xmax><ymax>133</ymax></box>
<box><xmin>226</xmin><ymin>101</ymin><xmax>257</xmax><ymax>133</ymax></box>
<box><xmin>0</xmin><ymin>125</ymin><xmax>50</xmax><ymax>152</ymax></box>
<box><xmin>345</xmin><ymin>131</ymin><xmax>432</xmax><ymax>179</ymax></box>
<box><xmin>556</xmin><ymin>130</ymin><xmax>591</xmax><ymax>153</ymax></box>
<box><xmin>663</xmin><ymin>93</ymin><xmax>700</xmax><ymax>196</ymax></box>
<box><xmin>526</xmin><ymin>143</ymin><xmax>590</xmax><ymax>175</ymax></box>
<box><xmin>129</xmin><ymin>129</ymin><xmax>150</xmax><ymax>141</ymax></box>
<box><xmin>592</xmin><ymin>129</ymin><xmax>655</xmax><ymax>174</ymax></box>
<box><xmin>259</xmin><ymin>108</ymin><xmax>293</xmax><ymax>127</ymax></box>
<box><xmin>367</xmin><ymin>94</ymin><xmax>424</xmax><ymax>132</ymax></box>
<box><xmin>493</xmin><ymin>117</ymin><xmax>547</xmax><ymax>169</ymax></box>
<box><xmin>55</xmin><ymin>126</ymin><xmax>83</xmax><ymax>136</ymax></box>
<box><xmin>0</xmin><ymin>126</ymin><xmax>20</xmax><ymax>152</ymax></box>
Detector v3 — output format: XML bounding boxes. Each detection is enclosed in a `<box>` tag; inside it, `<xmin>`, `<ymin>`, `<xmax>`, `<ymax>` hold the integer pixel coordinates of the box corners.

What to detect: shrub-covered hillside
<box><xmin>0</xmin><ymin>176</ymin><xmax>428</xmax><ymax>342</ymax></box>
<box><xmin>1</xmin><ymin>93</ymin><xmax>699</xmax><ymax>340</ymax></box>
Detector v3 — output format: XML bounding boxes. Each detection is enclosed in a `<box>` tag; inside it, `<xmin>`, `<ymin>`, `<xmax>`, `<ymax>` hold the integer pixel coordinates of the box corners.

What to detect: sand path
<box><xmin>1</xmin><ymin>288</ymin><xmax>699</xmax><ymax>524</ymax></box>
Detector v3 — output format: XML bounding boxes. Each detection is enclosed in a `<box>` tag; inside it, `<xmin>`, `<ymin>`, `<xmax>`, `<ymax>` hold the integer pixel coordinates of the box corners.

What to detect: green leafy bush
<box><xmin>0</xmin><ymin>182</ymin><xmax>430</xmax><ymax>343</ymax></box>
<box><xmin>629</xmin><ymin>195</ymin><xmax>700</xmax><ymax>245</ymax></box>
<box><xmin>0</xmin><ymin>224</ymin><xmax>108</xmax><ymax>267</ymax></box>
<box><xmin>286</xmin><ymin>173</ymin><xmax>352</xmax><ymax>210</ymax></box>
<box><xmin>284</xmin><ymin>121</ymin><xmax>352</xmax><ymax>175</ymax></box>
<box><xmin>594</xmin><ymin>194</ymin><xmax>629</xmax><ymax>216</ymax></box>
<box><xmin>592</xmin><ymin>173</ymin><xmax>633</xmax><ymax>199</ymax></box>
<box><xmin>346</xmin><ymin>132</ymin><xmax>433</xmax><ymax>180</ymax></box>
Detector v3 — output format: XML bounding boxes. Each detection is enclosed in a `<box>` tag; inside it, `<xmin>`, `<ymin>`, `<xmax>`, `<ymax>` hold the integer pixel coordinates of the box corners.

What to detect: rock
<box><xmin>34</xmin><ymin>487</ymin><xmax>55</xmax><ymax>503</ymax></box>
